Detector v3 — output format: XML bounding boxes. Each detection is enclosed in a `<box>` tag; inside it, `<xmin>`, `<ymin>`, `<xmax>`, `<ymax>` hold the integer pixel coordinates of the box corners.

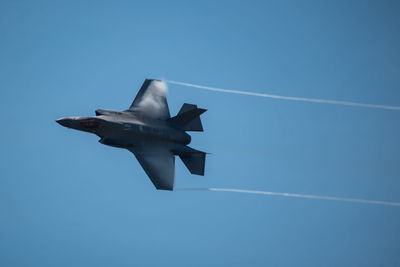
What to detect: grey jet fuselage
<box><xmin>57</xmin><ymin>109</ymin><xmax>191</xmax><ymax>150</ymax></box>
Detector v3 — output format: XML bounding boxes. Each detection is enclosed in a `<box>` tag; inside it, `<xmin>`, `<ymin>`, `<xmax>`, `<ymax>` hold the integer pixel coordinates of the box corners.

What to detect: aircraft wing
<box><xmin>128</xmin><ymin>146</ymin><xmax>175</xmax><ymax>190</ymax></box>
<box><xmin>128</xmin><ymin>79</ymin><xmax>170</xmax><ymax>120</ymax></box>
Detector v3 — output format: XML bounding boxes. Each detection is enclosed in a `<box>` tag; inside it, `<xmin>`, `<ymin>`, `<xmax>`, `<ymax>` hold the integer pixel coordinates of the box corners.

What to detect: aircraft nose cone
<box><xmin>56</xmin><ymin>118</ymin><xmax>72</xmax><ymax>128</ymax></box>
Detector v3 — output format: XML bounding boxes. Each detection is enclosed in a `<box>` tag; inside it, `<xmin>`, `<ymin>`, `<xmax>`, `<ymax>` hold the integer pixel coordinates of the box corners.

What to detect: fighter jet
<box><xmin>56</xmin><ymin>79</ymin><xmax>206</xmax><ymax>191</ymax></box>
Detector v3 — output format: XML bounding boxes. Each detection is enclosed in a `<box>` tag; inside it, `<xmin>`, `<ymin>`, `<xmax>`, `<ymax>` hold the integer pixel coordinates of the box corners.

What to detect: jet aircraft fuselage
<box><xmin>57</xmin><ymin>110</ymin><xmax>191</xmax><ymax>149</ymax></box>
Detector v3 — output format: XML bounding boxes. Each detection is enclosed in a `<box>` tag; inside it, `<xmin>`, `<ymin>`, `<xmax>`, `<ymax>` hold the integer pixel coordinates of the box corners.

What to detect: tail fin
<box><xmin>168</xmin><ymin>103</ymin><xmax>206</xmax><ymax>132</ymax></box>
<box><xmin>172</xmin><ymin>146</ymin><xmax>206</xmax><ymax>176</ymax></box>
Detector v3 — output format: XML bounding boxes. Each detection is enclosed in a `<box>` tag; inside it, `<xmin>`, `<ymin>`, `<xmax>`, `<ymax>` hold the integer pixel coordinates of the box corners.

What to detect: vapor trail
<box><xmin>177</xmin><ymin>188</ymin><xmax>400</xmax><ymax>207</ymax></box>
<box><xmin>166</xmin><ymin>80</ymin><xmax>400</xmax><ymax>111</ymax></box>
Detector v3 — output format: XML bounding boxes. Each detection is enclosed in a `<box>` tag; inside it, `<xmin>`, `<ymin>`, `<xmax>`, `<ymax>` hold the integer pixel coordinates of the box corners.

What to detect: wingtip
<box><xmin>199</xmin><ymin>108</ymin><xmax>207</xmax><ymax>114</ymax></box>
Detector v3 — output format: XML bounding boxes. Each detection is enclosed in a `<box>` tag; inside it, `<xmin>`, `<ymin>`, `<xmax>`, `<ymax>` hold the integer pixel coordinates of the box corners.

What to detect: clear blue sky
<box><xmin>1</xmin><ymin>1</ymin><xmax>400</xmax><ymax>266</ymax></box>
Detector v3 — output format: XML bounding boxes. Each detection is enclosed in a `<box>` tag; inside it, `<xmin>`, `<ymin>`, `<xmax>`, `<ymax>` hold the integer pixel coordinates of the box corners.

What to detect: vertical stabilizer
<box><xmin>168</xmin><ymin>103</ymin><xmax>206</xmax><ymax>132</ymax></box>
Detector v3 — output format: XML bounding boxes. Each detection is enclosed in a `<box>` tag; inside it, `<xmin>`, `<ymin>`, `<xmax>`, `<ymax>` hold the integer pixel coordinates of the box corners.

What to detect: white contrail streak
<box><xmin>177</xmin><ymin>188</ymin><xmax>400</xmax><ymax>207</ymax></box>
<box><xmin>166</xmin><ymin>80</ymin><xmax>400</xmax><ymax>111</ymax></box>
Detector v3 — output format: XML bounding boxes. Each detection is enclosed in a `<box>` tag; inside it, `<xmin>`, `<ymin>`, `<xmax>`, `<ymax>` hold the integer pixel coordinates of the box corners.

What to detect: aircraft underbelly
<box><xmin>98</xmin><ymin>125</ymin><xmax>190</xmax><ymax>148</ymax></box>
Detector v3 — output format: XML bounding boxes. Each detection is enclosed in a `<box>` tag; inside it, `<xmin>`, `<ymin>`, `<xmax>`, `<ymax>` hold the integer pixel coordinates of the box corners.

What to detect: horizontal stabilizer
<box><xmin>168</xmin><ymin>103</ymin><xmax>206</xmax><ymax>132</ymax></box>
<box><xmin>173</xmin><ymin>146</ymin><xmax>206</xmax><ymax>176</ymax></box>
